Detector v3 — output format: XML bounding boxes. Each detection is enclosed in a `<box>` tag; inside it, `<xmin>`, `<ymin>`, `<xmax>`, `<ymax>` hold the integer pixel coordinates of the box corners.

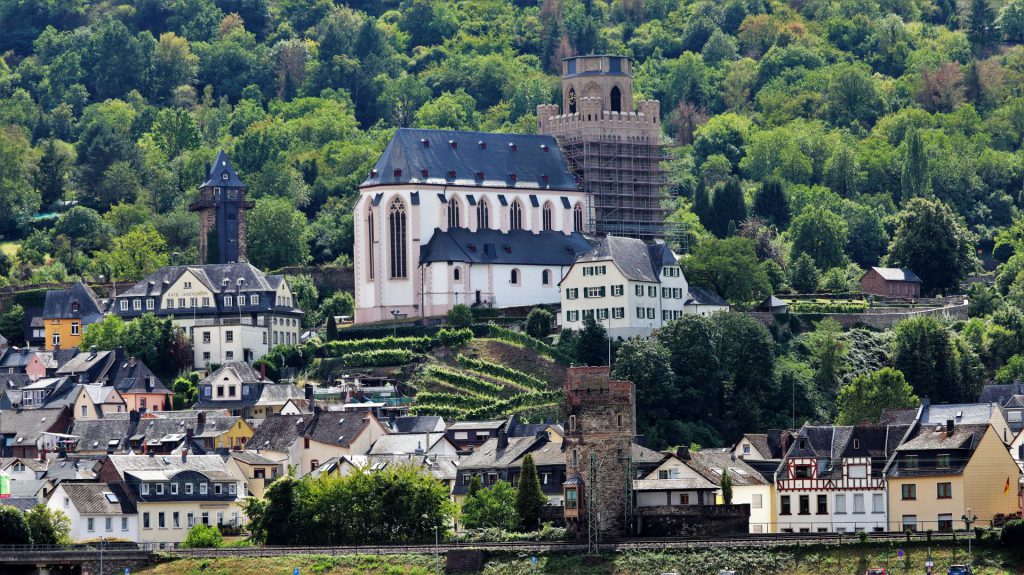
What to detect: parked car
<box><xmin>866</xmin><ymin>569</ymin><xmax>888</xmax><ymax>575</ymax></box>
<box><xmin>947</xmin><ymin>566</ymin><xmax>972</xmax><ymax>575</ymax></box>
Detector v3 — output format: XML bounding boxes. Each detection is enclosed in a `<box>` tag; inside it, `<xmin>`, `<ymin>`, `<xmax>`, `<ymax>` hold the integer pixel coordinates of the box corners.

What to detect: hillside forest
<box><xmin>7</xmin><ymin>0</ymin><xmax>1024</xmax><ymax>446</ymax></box>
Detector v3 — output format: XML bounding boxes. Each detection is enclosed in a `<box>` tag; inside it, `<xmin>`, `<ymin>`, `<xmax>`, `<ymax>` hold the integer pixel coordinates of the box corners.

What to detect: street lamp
<box><xmin>961</xmin><ymin>508</ymin><xmax>977</xmax><ymax>568</ymax></box>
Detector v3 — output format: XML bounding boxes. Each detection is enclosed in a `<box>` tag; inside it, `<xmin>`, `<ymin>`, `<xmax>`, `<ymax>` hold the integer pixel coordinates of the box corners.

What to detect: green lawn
<box><xmin>0</xmin><ymin>241</ymin><xmax>19</xmax><ymax>257</ymax></box>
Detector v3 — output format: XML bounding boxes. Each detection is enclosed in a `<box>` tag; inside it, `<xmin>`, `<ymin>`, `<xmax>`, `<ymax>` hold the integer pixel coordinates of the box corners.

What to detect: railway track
<box><xmin>162</xmin><ymin>530</ymin><xmax>972</xmax><ymax>558</ymax></box>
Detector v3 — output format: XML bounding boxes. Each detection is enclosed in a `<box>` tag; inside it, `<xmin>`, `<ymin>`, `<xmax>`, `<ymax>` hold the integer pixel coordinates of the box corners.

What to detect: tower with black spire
<box><xmin>190</xmin><ymin>151</ymin><xmax>253</xmax><ymax>264</ymax></box>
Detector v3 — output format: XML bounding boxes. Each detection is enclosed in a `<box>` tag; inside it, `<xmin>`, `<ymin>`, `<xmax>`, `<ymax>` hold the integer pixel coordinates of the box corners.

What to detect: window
<box><xmin>636</xmin><ymin>307</ymin><xmax>644</xmax><ymax>318</ymax></box>
<box><xmin>367</xmin><ymin>210</ymin><xmax>375</xmax><ymax>279</ymax></box>
<box><xmin>566</xmin><ymin>288</ymin><xmax>578</xmax><ymax>300</ymax></box>
<box><xmin>901</xmin><ymin>484</ymin><xmax>917</xmax><ymax>500</ymax></box>
<box><xmin>597</xmin><ymin>308</ymin><xmax>609</xmax><ymax>320</ymax></box>
<box><xmin>635</xmin><ymin>285</ymin><xmax>644</xmax><ymax>296</ymax></box>
<box><xmin>121</xmin><ymin>517</ymin><xmax>128</xmax><ymax>531</ymax></box>
<box><xmin>569</xmin><ymin>415</ymin><xmax>576</xmax><ymax>431</ymax></box>
<box><xmin>646</xmin><ymin>307</ymin><xmax>655</xmax><ymax>319</ymax></box>
<box><xmin>679</xmin><ymin>494</ymin><xmax>690</xmax><ymax>505</ymax></box>
<box><xmin>202</xmin><ymin>297</ymin><xmax>210</xmax><ymax>307</ymax></box>
<box><xmin>81</xmin><ymin>404</ymin><xmax>88</xmax><ymax>417</ymax></box>
<box><xmin>201</xmin><ymin>512</ymin><xmax>209</xmax><ymax>525</ymax></box>
<box><xmin>166</xmin><ymin>298</ymin><xmax>175</xmax><ymax>309</ymax></box>
<box><xmin>215</xmin><ymin>483</ymin><xmax>223</xmax><ymax>495</ymax></box>
<box><xmin>817</xmin><ymin>494</ymin><xmax>828</xmax><ymax>514</ymax></box>
<box><xmin>225</xmin><ymin>330</ymin><xmax>233</xmax><ymax>343</ymax></box>
<box><xmin>510</xmin><ymin>200</ymin><xmax>523</xmax><ymax>230</ymax></box>
<box><xmin>448</xmin><ymin>198</ymin><xmax>461</xmax><ymax>228</ymax></box>
<box><xmin>752</xmin><ymin>494</ymin><xmax>762</xmax><ymax>509</ymax></box>
<box><xmin>566</xmin><ymin>310</ymin><xmax>579</xmax><ymax>322</ymax></box>
<box><xmin>611</xmin><ymin>285</ymin><xmax>624</xmax><ymax>296</ymax></box>
<box><xmin>173</xmin><ymin>512</ymin><xmax>180</xmax><ymax>528</ymax></box>
<box><xmin>133</xmin><ymin>299</ymin><xmax>142</xmax><ymax>311</ymax></box>
<box><xmin>573</xmin><ymin>203</ymin><xmax>584</xmax><ymax>232</ymax></box>
<box><xmin>612</xmin><ymin>307</ymin><xmax>624</xmax><ymax>319</ymax></box>
<box><xmin>200</xmin><ymin>483</ymin><xmax>208</xmax><ymax>495</ymax></box>
<box><xmin>902</xmin><ymin>515</ymin><xmax>918</xmax><ymax>532</ymax></box>
<box><xmin>566</xmin><ymin>487</ymin><xmax>578</xmax><ymax>509</ymax></box>
<box><xmin>224</xmin><ymin>295</ymin><xmax>233</xmax><ymax>307</ymax></box>
<box><xmin>648</xmin><ymin>286</ymin><xmax>656</xmax><ymax>297</ymax></box>
<box><xmin>904</xmin><ymin>455</ymin><xmax>918</xmax><ymax>469</ymax></box>
<box><xmin>510</xmin><ymin>269</ymin><xmax>519</xmax><ymax>285</ymax></box>
<box><xmin>202</xmin><ymin>331</ymin><xmax>211</xmax><ymax>344</ymax></box>
<box><xmin>780</xmin><ymin>495</ymin><xmax>791</xmax><ymax>515</ymax></box>
<box><xmin>799</xmin><ymin>495</ymin><xmax>810</xmax><ymax>515</ymax></box>
<box><xmin>171</xmin><ymin>483</ymin><xmax>178</xmax><ymax>495</ymax></box>
<box><xmin>178</xmin><ymin>298</ymin><xmax>185</xmax><ymax>308</ymax></box>
<box><xmin>141</xmin><ymin>483</ymin><xmax>150</xmax><ymax>495</ymax></box>
<box><xmin>584</xmin><ymin>286</ymin><xmax>605</xmax><ymax>298</ymax></box>
<box><xmin>143</xmin><ymin>513</ymin><xmax>150</xmax><ymax>529</ymax></box>
<box><xmin>158</xmin><ymin>512</ymin><xmax>165</xmax><ymax>528</ymax></box>
<box><xmin>71</xmin><ymin>322</ymin><xmax>80</xmax><ymax>336</ymax></box>
<box><xmin>853</xmin><ymin>494</ymin><xmax>865</xmax><ymax>513</ymax></box>
<box><xmin>187</xmin><ymin>512</ymin><xmax>195</xmax><ymax>527</ymax></box>
<box><xmin>938</xmin><ymin>513</ymin><xmax>954</xmax><ymax>532</ymax></box>
<box><xmin>795</xmin><ymin>465</ymin><xmax>814</xmax><ymax>479</ymax></box>
<box><xmin>88</xmin><ymin>518</ymin><xmax>95</xmax><ymax>532</ymax></box>
<box><xmin>229</xmin><ymin>483</ymin><xmax>236</xmax><ymax>495</ymax></box>
<box><xmin>146</xmin><ymin>299</ymin><xmax>154</xmax><ymax>310</ymax></box>
<box><xmin>937</xmin><ymin>482</ymin><xmax>952</xmax><ymax>499</ymax></box>
<box><xmin>477</xmin><ymin>200</ymin><xmax>490</xmax><ymax>230</ymax></box>
<box><xmin>835</xmin><ymin>494</ymin><xmax>846</xmax><ymax>514</ymax></box>
<box><xmin>185</xmin><ymin>483</ymin><xmax>193</xmax><ymax>495</ymax></box>
<box><xmin>389</xmin><ymin>198</ymin><xmax>408</xmax><ymax>278</ymax></box>
<box><xmin>226</xmin><ymin>351</ymin><xmax>234</xmax><ymax>360</ymax></box>
<box><xmin>52</xmin><ymin>332</ymin><xmax>60</xmax><ymax>347</ymax></box>
<box><xmin>250</xmin><ymin>295</ymin><xmax>259</xmax><ymax>306</ymax></box>
<box><xmin>156</xmin><ymin>483</ymin><xmax>164</xmax><ymax>495</ymax></box>
<box><xmin>542</xmin><ymin>269</ymin><xmax>550</xmax><ymax>285</ymax></box>
<box><xmin>937</xmin><ymin>454</ymin><xmax>951</xmax><ymax>468</ymax></box>
<box><xmin>542</xmin><ymin>203</ymin><xmax>553</xmax><ymax>231</ymax></box>
<box><xmin>120</xmin><ymin>300</ymin><xmax>128</xmax><ymax>311</ymax></box>
<box><xmin>610</xmin><ymin>85</ymin><xmax>622</xmax><ymax>112</ymax></box>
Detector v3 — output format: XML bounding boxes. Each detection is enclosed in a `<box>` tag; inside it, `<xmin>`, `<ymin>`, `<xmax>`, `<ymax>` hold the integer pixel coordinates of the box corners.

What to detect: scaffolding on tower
<box><xmin>587</xmin><ymin>451</ymin><xmax>600</xmax><ymax>554</ymax></box>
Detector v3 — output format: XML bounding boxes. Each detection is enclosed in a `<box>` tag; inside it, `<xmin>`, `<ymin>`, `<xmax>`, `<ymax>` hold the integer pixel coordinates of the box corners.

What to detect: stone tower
<box><xmin>562</xmin><ymin>366</ymin><xmax>636</xmax><ymax>539</ymax></box>
<box><xmin>190</xmin><ymin>151</ymin><xmax>253</xmax><ymax>264</ymax></box>
<box><xmin>538</xmin><ymin>55</ymin><xmax>665</xmax><ymax>240</ymax></box>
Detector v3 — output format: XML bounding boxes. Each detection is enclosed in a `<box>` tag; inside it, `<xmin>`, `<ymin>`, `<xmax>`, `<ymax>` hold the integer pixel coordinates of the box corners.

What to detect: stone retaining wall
<box><xmin>749</xmin><ymin>303</ymin><xmax>969</xmax><ymax>330</ymax></box>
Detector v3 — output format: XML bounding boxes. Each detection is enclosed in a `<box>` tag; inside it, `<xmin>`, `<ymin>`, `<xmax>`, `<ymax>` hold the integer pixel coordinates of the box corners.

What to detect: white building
<box><xmin>559</xmin><ymin>235</ymin><xmax>723</xmax><ymax>339</ymax></box>
<box><xmin>48</xmin><ymin>482</ymin><xmax>139</xmax><ymax>542</ymax></box>
<box><xmin>112</xmin><ymin>263</ymin><xmax>302</xmax><ymax>369</ymax></box>
<box><xmin>353</xmin><ymin>128</ymin><xmax>592</xmax><ymax>323</ymax></box>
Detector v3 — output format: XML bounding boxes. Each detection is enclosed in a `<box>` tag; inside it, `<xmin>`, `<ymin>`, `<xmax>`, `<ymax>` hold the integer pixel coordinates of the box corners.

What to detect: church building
<box><xmin>353</xmin><ymin>129</ymin><xmax>591</xmax><ymax>323</ymax></box>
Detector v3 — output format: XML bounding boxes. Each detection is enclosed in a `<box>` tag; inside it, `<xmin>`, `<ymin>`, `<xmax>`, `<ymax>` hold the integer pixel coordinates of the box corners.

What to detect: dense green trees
<box><xmin>25</xmin><ymin>504</ymin><xmax>70</xmax><ymax>545</ymax></box>
<box><xmin>836</xmin><ymin>368</ymin><xmax>918</xmax><ymax>425</ymax></box>
<box><xmin>887</xmin><ymin>198</ymin><xmax>979</xmax><ymax>295</ymax></box>
<box><xmin>682</xmin><ymin>237</ymin><xmax>771</xmax><ymax>304</ymax></box>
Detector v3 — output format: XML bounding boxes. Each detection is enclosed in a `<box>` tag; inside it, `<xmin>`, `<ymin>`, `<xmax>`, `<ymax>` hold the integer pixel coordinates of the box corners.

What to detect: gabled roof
<box><xmin>979</xmin><ymin>383</ymin><xmax>1024</xmax><ymax>406</ymax></box>
<box><xmin>200</xmin><ymin>362</ymin><xmax>272</xmax><ymax>387</ymax></box>
<box><xmin>687</xmin><ymin>287</ymin><xmax>729</xmax><ymax>307</ymax></box>
<box><xmin>246</xmin><ymin>414</ymin><xmax>310</xmax><ymax>452</ymax></box>
<box><xmin>302</xmin><ymin>410</ymin><xmax>379</xmax><ymax>448</ymax></box>
<box><xmin>202</xmin><ymin>150</ymin><xmax>246</xmax><ymax>188</ymax></box>
<box><xmin>361</xmin><ymin>128</ymin><xmax>577</xmax><ymax>191</ymax></box>
<box><xmin>69</xmin><ymin>411</ymin><xmax>242</xmax><ymax>452</ymax></box>
<box><xmin>58</xmin><ymin>482</ymin><xmax>136</xmax><ymax>515</ymax></box>
<box><xmin>897</xmin><ymin>423</ymin><xmax>988</xmax><ymax>452</ymax></box>
<box><xmin>757</xmin><ymin>296</ymin><xmax>788</xmax><ymax>311</ymax></box>
<box><xmin>105</xmin><ymin>454</ymin><xmax>236</xmax><ymax>482</ymax></box>
<box><xmin>420</xmin><ymin>228</ymin><xmax>592</xmax><ymax>266</ymax></box>
<box><xmin>369</xmin><ymin>433</ymin><xmax>451</xmax><ymax>455</ymax></box>
<box><xmin>688</xmin><ymin>450</ymin><xmax>768</xmax><ymax>487</ymax></box>
<box><xmin>633</xmin><ymin>477</ymin><xmax>717</xmax><ymax>491</ymax></box>
<box><xmin>0</xmin><ymin>407</ymin><xmax>69</xmax><ymax>446</ymax></box>
<box><xmin>867</xmin><ymin>267</ymin><xmax>922</xmax><ymax>283</ymax></box>
<box><xmin>255</xmin><ymin>383</ymin><xmax>304</xmax><ymax>406</ymax></box>
<box><xmin>117</xmin><ymin>263</ymin><xmax>286</xmax><ymax>298</ymax></box>
<box><xmin>571</xmin><ymin>236</ymin><xmax>677</xmax><ymax>283</ymax></box>
<box><xmin>387</xmin><ymin>416</ymin><xmax>445</xmax><ymax>434</ymax></box>
<box><xmin>42</xmin><ymin>282</ymin><xmax>104</xmax><ymax>320</ymax></box>
<box><xmin>460</xmin><ymin>436</ymin><xmax>545</xmax><ymax>470</ymax></box>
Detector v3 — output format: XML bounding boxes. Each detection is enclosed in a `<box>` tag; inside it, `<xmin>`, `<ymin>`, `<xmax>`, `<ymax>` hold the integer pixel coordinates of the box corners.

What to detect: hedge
<box><xmin>340</xmin><ymin>349</ymin><xmax>416</xmax><ymax>367</ymax></box>
<box><xmin>486</xmin><ymin>323</ymin><xmax>572</xmax><ymax>364</ymax></box>
<box><xmin>456</xmin><ymin>355</ymin><xmax>549</xmax><ymax>392</ymax></box>
<box><xmin>408</xmin><ymin>403</ymin><xmax>468</xmax><ymax>419</ymax></box>
<box><xmin>424</xmin><ymin>366</ymin><xmax>505</xmax><ymax>395</ymax></box>
<box><xmin>413</xmin><ymin>391</ymin><xmax>494</xmax><ymax>409</ymax></box>
<box><xmin>319</xmin><ymin>336</ymin><xmax>433</xmax><ymax>357</ymax></box>
<box><xmin>464</xmin><ymin>390</ymin><xmax>563</xmax><ymax>419</ymax></box>
<box><xmin>790</xmin><ymin>301</ymin><xmax>868</xmax><ymax>314</ymax></box>
<box><xmin>332</xmin><ymin>324</ymin><xmax>490</xmax><ymax>341</ymax></box>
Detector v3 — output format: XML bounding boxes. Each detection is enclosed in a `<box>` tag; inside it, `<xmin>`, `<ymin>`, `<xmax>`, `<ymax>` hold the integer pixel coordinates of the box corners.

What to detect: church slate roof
<box><xmin>202</xmin><ymin>150</ymin><xmax>246</xmax><ymax>188</ymax></box>
<box><xmin>360</xmin><ymin>128</ymin><xmax>578</xmax><ymax>191</ymax></box>
<box><xmin>419</xmin><ymin>228</ymin><xmax>593</xmax><ymax>266</ymax></box>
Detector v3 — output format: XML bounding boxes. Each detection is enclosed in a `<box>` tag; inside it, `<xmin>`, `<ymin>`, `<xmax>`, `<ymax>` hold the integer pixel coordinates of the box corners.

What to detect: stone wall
<box><xmin>749</xmin><ymin>303</ymin><xmax>968</xmax><ymax>331</ymax></box>
<box><xmin>275</xmin><ymin>266</ymin><xmax>354</xmax><ymax>294</ymax></box>
<box><xmin>636</xmin><ymin>504</ymin><xmax>750</xmax><ymax>538</ymax></box>
<box><xmin>445</xmin><ymin>549</ymin><xmax>485</xmax><ymax>574</ymax></box>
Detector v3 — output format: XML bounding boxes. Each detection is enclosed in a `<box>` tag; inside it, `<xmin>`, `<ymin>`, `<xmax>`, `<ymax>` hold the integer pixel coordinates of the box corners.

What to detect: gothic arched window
<box><xmin>542</xmin><ymin>202</ymin><xmax>553</xmax><ymax>231</ymax></box>
<box><xmin>367</xmin><ymin>209</ymin><xmax>375</xmax><ymax>279</ymax></box>
<box><xmin>542</xmin><ymin>269</ymin><xmax>550</xmax><ymax>285</ymax></box>
<box><xmin>610</xmin><ymin>86</ymin><xmax>622</xmax><ymax>113</ymax></box>
<box><xmin>567</xmin><ymin>87</ymin><xmax>577</xmax><ymax>114</ymax></box>
<box><xmin>510</xmin><ymin>200</ymin><xmax>523</xmax><ymax>230</ymax></box>
<box><xmin>388</xmin><ymin>198</ymin><xmax>407</xmax><ymax>279</ymax></box>
<box><xmin>477</xmin><ymin>199</ymin><xmax>490</xmax><ymax>230</ymax></box>
<box><xmin>573</xmin><ymin>203</ymin><xmax>584</xmax><ymax>232</ymax></box>
<box><xmin>447</xmin><ymin>197</ymin><xmax>460</xmax><ymax>229</ymax></box>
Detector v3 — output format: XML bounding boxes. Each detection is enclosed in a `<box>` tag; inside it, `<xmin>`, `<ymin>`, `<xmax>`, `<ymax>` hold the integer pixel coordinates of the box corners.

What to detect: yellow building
<box><xmin>42</xmin><ymin>282</ymin><xmax>104</xmax><ymax>350</ymax></box>
<box><xmin>886</xmin><ymin>423</ymin><xmax>1021</xmax><ymax>531</ymax></box>
<box><xmin>211</xmin><ymin>417</ymin><xmax>256</xmax><ymax>450</ymax></box>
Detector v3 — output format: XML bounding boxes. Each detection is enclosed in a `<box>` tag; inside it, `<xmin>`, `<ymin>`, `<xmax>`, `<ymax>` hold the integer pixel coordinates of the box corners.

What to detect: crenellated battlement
<box><xmin>537</xmin><ymin>100</ymin><xmax>661</xmax><ymax>138</ymax></box>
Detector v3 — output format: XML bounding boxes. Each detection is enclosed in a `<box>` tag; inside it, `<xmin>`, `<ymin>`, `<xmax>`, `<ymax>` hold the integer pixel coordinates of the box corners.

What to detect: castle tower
<box><xmin>562</xmin><ymin>366</ymin><xmax>636</xmax><ymax>539</ymax></box>
<box><xmin>538</xmin><ymin>55</ymin><xmax>665</xmax><ymax>240</ymax></box>
<box><xmin>190</xmin><ymin>151</ymin><xmax>253</xmax><ymax>264</ymax></box>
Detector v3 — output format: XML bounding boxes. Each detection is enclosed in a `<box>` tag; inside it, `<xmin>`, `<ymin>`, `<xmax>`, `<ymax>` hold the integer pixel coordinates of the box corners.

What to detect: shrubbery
<box><xmin>341</xmin><ymin>349</ymin><xmax>415</xmax><ymax>367</ymax></box>
<box><xmin>182</xmin><ymin>523</ymin><xmax>224</xmax><ymax>548</ymax></box>
<box><xmin>790</xmin><ymin>300</ymin><xmax>868</xmax><ymax>314</ymax></box>
<box><xmin>1001</xmin><ymin>519</ymin><xmax>1024</xmax><ymax>554</ymax></box>
<box><xmin>319</xmin><ymin>336</ymin><xmax>433</xmax><ymax>357</ymax></box>
<box><xmin>435</xmin><ymin>327</ymin><xmax>473</xmax><ymax>348</ymax></box>
<box><xmin>487</xmin><ymin>323</ymin><xmax>572</xmax><ymax>364</ymax></box>
<box><xmin>456</xmin><ymin>355</ymin><xmax>548</xmax><ymax>391</ymax></box>
<box><xmin>425</xmin><ymin>366</ymin><xmax>505</xmax><ymax>395</ymax></box>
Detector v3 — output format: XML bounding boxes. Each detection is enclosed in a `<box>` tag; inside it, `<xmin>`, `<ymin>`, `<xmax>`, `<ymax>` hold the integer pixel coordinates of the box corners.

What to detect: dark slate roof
<box><xmin>921</xmin><ymin>403</ymin><xmax>999</xmax><ymax>426</ymax></box>
<box><xmin>687</xmin><ymin>450</ymin><xmax>768</xmax><ymax>486</ymax></box>
<box><xmin>897</xmin><ymin>423</ymin><xmax>988</xmax><ymax>452</ymax></box>
<box><xmin>686</xmin><ymin>287</ymin><xmax>729</xmax><ymax>307</ymax></box>
<box><xmin>302</xmin><ymin>411</ymin><xmax>378</xmax><ymax>448</ymax></box>
<box><xmin>879</xmin><ymin>408</ymin><xmax>919</xmax><ymax>425</ymax></box>
<box><xmin>868</xmin><ymin>267</ymin><xmax>922</xmax><ymax>283</ymax></box>
<box><xmin>118</xmin><ymin>263</ymin><xmax>281</xmax><ymax>297</ymax></box>
<box><xmin>107</xmin><ymin>351</ymin><xmax>169</xmax><ymax>395</ymax></box>
<box><xmin>361</xmin><ymin>128</ymin><xmax>577</xmax><ymax>191</ymax></box>
<box><xmin>248</xmin><ymin>414</ymin><xmax>310</xmax><ymax>452</ymax></box>
<box><xmin>106</xmin><ymin>454</ymin><xmax>236</xmax><ymax>482</ymax></box>
<box><xmin>0</xmin><ymin>348</ymin><xmax>35</xmax><ymax>370</ymax></box>
<box><xmin>0</xmin><ymin>408</ymin><xmax>69</xmax><ymax>446</ymax></box>
<box><xmin>229</xmin><ymin>451</ymin><xmax>280</xmax><ymax>466</ymax></box>
<box><xmin>69</xmin><ymin>412</ymin><xmax>241</xmax><ymax>452</ymax></box>
<box><xmin>43</xmin><ymin>282</ymin><xmax>104</xmax><ymax>320</ymax></box>
<box><xmin>979</xmin><ymin>383</ymin><xmax>1024</xmax><ymax>406</ymax></box>
<box><xmin>41</xmin><ymin>457</ymin><xmax>101</xmax><ymax>481</ymax></box>
<box><xmin>571</xmin><ymin>236</ymin><xmax>677</xmax><ymax>282</ymax></box>
<box><xmin>2</xmin><ymin>498</ymin><xmax>40</xmax><ymax>511</ymax></box>
<box><xmin>202</xmin><ymin>150</ymin><xmax>246</xmax><ymax>188</ymax></box>
<box><xmin>200</xmin><ymin>362</ymin><xmax>271</xmax><ymax>386</ymax></box>
<box><xmin>757</xmin><ymin>296</ymin><xmax>788</xmax><ymax>311</ymax></box>
<box><xmin>388</xmin><ymin>416</ymin><xmax>445</xmax><ymax>434</ymax></box>
<box><xmin>60</xmin><ymin>483</ymin><xmax>136</xmax><ymax>515</ymax></box>
<box><xmin>420</xmin><ymin>228</ymin><xmax>592</xmax><ymax>266</ymax></box>
<box><xmin>256</xmin><ymin>384</ymin><xmax>304</xmax><ymax>406</ymax></box>
<box><xmin>460</xmin><ymin>436</ymin><xmax>544</xmax><ymax>470</ymax></box>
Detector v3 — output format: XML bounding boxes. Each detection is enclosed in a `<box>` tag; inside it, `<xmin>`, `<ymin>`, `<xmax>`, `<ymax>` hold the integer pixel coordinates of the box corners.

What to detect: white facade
<box><xmin>776</xmin><ymin>455</ymin><xmax>888</xmax><ymax>533</ymax></box>
<box><xmin>48</xmin><ymin>484</ymin><xmax>140</xmax><ymax>542</ymax></box>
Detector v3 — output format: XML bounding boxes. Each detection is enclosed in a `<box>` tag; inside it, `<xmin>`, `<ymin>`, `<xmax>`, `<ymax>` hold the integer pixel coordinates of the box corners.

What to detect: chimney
<box><xmin>148</xmin><ymin>450</ymin><xmax>155</xmax><ymax>458</ymax></box>
<box><xmin>497</xmin><ymin>428</ymin><xmax>508</xmax><ymax>450</ymax></box>
<box><xmin>946</xmin><ymin>419</ymin><xmax>955</xmax><ymax>437</ymax></box>
<box><xmin>676</xmin><ymin>446</ymin><xmax>691</xmax><ymax>461</ymax></box>
<box><xmin>181</xmin><ymin>448</ymin><xmax>188</xmax><ymax>463</ymax></box>
<box><xmin>39</xmin><ymin>447</ymin><xmax>46</xmax><ymax>462</ymax></box>
<box><xmin>1019</xmin><ymin>444</ymin><xmax>1024</xmax><ymax>461</ymax></box>
<box><xmin>129</xmin><ymin>409</ymin><xmax>140</xmax><ymax>424</ymax></box>
<box><xmin>304</xmin><ymin>384</ymin><xmax>314</xmax><ymax>402</ymax></box>
<box><xmin>259</xmin><ymin>363</ymin><xmax>266</xmax><ymax>379</ymax></box>
<box><xmin>197</xmin><ymin>411</ymin><xmax>207</xmax><ymax>428</ymax></box>
<box><xmin>186</xmin><ymin>427</ymin><xmax>194</xmax><ymax>443</ymax></box>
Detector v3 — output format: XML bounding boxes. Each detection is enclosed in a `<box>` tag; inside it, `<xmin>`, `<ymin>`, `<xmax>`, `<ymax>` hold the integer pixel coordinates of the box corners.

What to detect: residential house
<box><xmin>454</xmin><ymin>433</ymin><xmax>568</xmax><ymax>508</ymax></box>
<box><xmin>193</xmin><ymin>362</ymin><xmax>302</xmax><ymax>418</ymax></box>
<box><xmin>885</xmin><ymin>422</ymin><xmax>1021</xmax><ymax>532</ymax></box>
<box><xmin>0</xmin><ymin>348</ymin><xmax>36</xmax><ymax>375</ymax></box>
<box><xmin>979</xmin><ymin>383</ymin><xmax>1024</xmax><ymax>434</ymax></box>
<box><xmin>1</xmin><ymin>457</ymin><xmax>48</xmax><ymax>481</ymax></box>
<box><xmin>244</xmin><ymin>414</ymin><xmax>310</xmax><ymax>470</ymax></box>
<box><xmin>11</xmin><ymin>377</ymin><xmax>76</xmax><ymax>409</ymax></box>
<box><xmin>775</xmin><ymin>424</ymin><xmax>909</xmax><ymax>533</ymax></box>
<box><xmin>354</xmin><ymin>128</ymin><xmax>592</xmax><ymax>323</ymax></box>
<box><xmin>918</xmin><ymin>400</ymin><xmax>1013</xmax><ymax>445</ymax></box>
<box><xmin>97</xmin><ymin>453</ymin><xmax>245</xmax><ymax>545</ymax></box>
<box><xmin>859</xmin><ymin>267</ymin><xmax>922</xmax><ymax>298</ymax></box>
<box><xmin>69</xmin><ymin>410</ymin><xmax>251</xmax><ymax>455</ymax></box>
<box><xmin>47</xmin><ymin>482</ymin><xmax>138</xmax><ymax>542</ymax></box>
<box><xmin>369</xmin><ymin>433</ymin><xmax>458</xmax><ymax>456</ymax></box>
<box><xmin>687</xmin><ymin>449</ymin><xmax>774</xmax><ymax>533</ymax></box>
<box><xmin>299</xmin><ymin>408</ymin><xmax>389</xmax><ymax>475</ymax></box>
<box><xmin>42</xmin><ymin>282</ymin><xmax>105</xmax><ymax>350</ymax></box>
<box><xmin>111</xmin><ymin>263</ymin><xmax>302</xmax><ymax>368</ymax></box>
<box><xmin>56</xmin><ymin>348</ymin><xmax>171</xmax><ymax>412</ymax></box>
<box><xmin>0</xmin><ymin>407</ymin><xmax>73</xmax><ymax>458</ymax></box>
<box><xmin>685</xmin><ymin>287</ymin><xmax>730</xmax><ymax>316</ymax></box>
<box><xmin>24</xmin><ymin>308</ymin><xmax>45</xmax><ymax>348</ymax></box>
<box><xmin>384</xmin><ymin>415</ymin><xmax>446</xmax><ymax>434</ymax></box>
<box><xmin>5</xmin><ymin>477</ymin><xmax>53</xmax><ymax>510</ymax></box>
<box><xmin>28</xmin><ymin>348</ymin><xmax>80</xmax><ymax>380</ymax></box>
<box><xmin>227</xmin><ymin>451</ymin><xmax>283</xmax><ymax>498</ymax></box>
<box><xmin>68</xmin><ymin>384</ymin><xmax>126</xmax><ymax>420</ymax></box>
<box><xmin>446</xmin><ymin>420</ymin><xmax>507</xmax><ymax>451</ymax></box>
<box><xmin>558</xmin><ymin>235</ymin><xmax>691</xmax><ymax>339</ymax></box>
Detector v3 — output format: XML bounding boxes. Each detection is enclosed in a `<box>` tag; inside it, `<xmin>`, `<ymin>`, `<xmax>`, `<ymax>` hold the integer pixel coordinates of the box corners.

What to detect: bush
<box><xmin>319</xmin><ymin>336</ymin><xmax>433</xmax><ymax>356</ymax></box>
<box><xmin>341</xmin><ymin>349</ymin><xmax>415</xmax><ymax>367</ymax></box>
<box><xmin>435</xmin><ymin>327</ymin><xmax>473</xmax><ymax>348</ymax></box>
<box><xmin>1001</xmin><ymin>519</ymin><xmax>1024</xmax><ymax>553</ymax></box>
<box><xmin>447</xmin><ymin>304</ymin><xmax>473</xmax><ymax>328</ymax></box>
<box><xmin>182</xmin><ymin>523</ymin><xmax>224</xmax><ymax>548</ymax></box>
<box><xmin>426</xmin><ymin>366</ymin><xmax>505</xmax><ymax>395</ymax></box>
<box><xmin>790</xmin><ymin>300</ymin><xmax>867</xmax><ymax>313</ymax></box>
<box><xmin>525</xmin><ymin>308</ymin><xmax>553</xmax><ymax>339</ymax></box>
<box><xmin>453</xmin><ymin>523</ymin><xmax>567</xmax><ymax>543</ymax></box>
<box><xmin>0</xmin><ymin>505</ymin><xmax>31</xmax><ymax>544</ymax></box>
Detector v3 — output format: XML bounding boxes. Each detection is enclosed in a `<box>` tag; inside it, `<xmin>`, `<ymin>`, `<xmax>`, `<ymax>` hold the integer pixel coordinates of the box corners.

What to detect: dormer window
<box><xmin>853</xmin><ymin>439</ymin><xmax>860</xmax><ymax>450</ymax></box>
<box><xmin>71</xmin><ymin>301</ymin><xmax>80</xmax><ymax>314</ymax></box>
<box><xmin>222</xmin><ymin>173</ymin><xmax>229</xmax><ymax>180</ymax></box>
